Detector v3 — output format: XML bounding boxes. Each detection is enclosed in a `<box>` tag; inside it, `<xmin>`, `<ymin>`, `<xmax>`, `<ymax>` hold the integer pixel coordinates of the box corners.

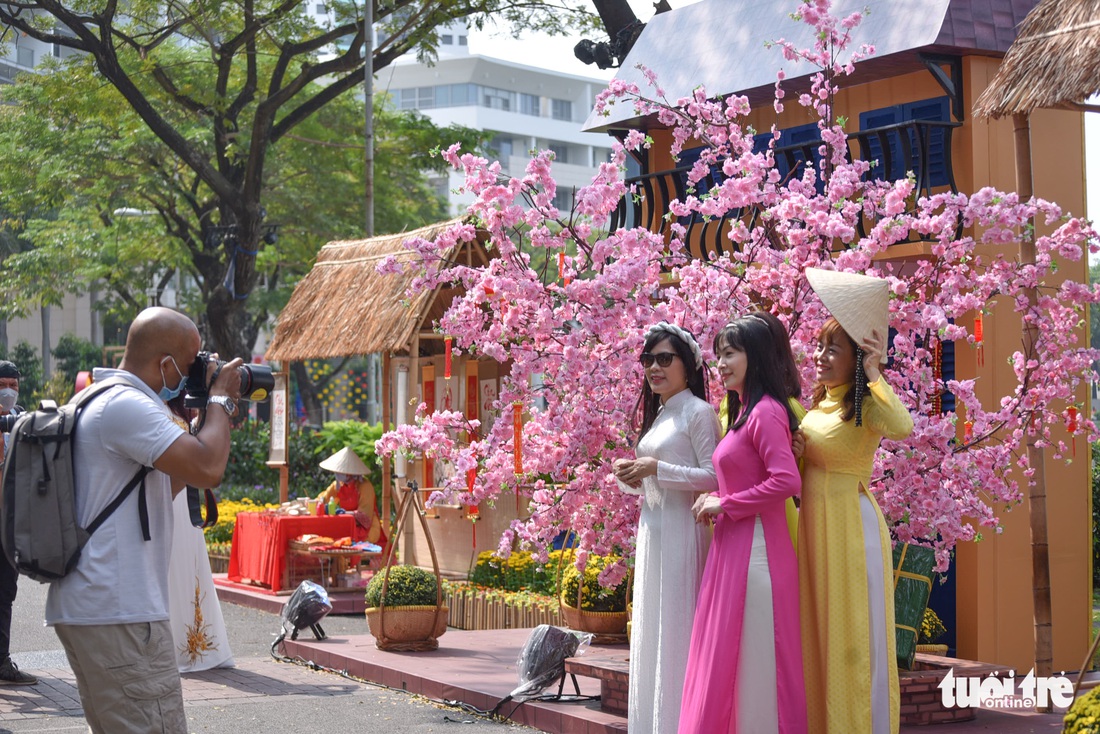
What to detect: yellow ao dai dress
<box><xmin>798</xmin><ymin>379</ymin><xmax>913</xmax><ymax>734</ymax></box>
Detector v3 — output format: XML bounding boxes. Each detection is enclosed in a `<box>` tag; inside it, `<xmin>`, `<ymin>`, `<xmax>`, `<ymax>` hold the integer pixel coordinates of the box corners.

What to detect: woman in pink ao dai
<box><xmin>679</xmin><ymin>316</ymin><xmax>807</xmax><ymax>734</ymax></box>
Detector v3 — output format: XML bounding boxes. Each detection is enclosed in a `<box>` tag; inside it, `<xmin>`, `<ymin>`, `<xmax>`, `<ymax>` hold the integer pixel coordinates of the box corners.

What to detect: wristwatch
<box><xmin>208</xmin><ymin>395</ymin><xmax>238</xmax><ymax>418</ymax></box>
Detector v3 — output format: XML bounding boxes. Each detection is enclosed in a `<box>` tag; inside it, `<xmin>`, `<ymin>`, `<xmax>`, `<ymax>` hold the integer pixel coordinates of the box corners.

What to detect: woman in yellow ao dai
<box><xmin>798</xmin><ymin>314</ymin><xmax>913</xmax><ymax>734</ymax></box>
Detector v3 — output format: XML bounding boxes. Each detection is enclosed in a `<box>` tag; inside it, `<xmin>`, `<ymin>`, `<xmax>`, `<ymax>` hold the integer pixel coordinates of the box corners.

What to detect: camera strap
<box><xmin>185</xmin><ymin>486</ymin><xmax>219</xmax><ymax>529</ymax></box>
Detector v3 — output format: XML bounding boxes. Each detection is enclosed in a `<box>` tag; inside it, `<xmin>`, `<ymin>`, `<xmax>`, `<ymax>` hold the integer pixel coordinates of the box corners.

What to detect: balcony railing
<box><xmin>610</xmin><ymin>119</ymin><xmax>962</xmax><ymax>260</ymax></box>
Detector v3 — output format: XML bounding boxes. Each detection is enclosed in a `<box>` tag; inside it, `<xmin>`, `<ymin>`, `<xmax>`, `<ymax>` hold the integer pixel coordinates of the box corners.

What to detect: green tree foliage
<box><xmin>0</xmin><ymin>342</ymin><xmax>43</xmax><ymax>404</ymax></box>
<box><xmin>51</xmin><ymin>334</ymin><xmax>103</xmax><ymax>384</ymax></box>
<box><xmin>0</xmin><ymin>51</ymin><xmax>485</xmax><ymax>347</ymax></box>
<box><xmin>0</xmin><ymin>1</ymin><xmax>593</xmax><ymax>358</ymax></box>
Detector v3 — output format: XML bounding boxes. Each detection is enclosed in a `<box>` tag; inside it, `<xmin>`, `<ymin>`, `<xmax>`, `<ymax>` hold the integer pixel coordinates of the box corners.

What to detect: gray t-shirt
<box><xmin>45</xmin><ymin>368</ymin><xmax>186</xmax><ymax>626</ymax></box>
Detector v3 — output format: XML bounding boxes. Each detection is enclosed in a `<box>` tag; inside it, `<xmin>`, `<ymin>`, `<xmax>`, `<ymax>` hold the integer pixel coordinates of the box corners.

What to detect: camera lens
<box><xmin>238</xmin><ymin>364</ymin><xmax>275</xmax><ymax>402</ymax></box>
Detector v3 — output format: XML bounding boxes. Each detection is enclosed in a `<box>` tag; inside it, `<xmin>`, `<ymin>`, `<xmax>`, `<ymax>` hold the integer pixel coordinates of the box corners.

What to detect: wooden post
<box><xmin>1013</xmin><ymin>111</ymin><xmax>1053</xmax><ymax>709</ymax></box>
<box><xmin>381</xmin><ymin>352</ymin><xmax>392</xmax><ymax>538</ymax></box>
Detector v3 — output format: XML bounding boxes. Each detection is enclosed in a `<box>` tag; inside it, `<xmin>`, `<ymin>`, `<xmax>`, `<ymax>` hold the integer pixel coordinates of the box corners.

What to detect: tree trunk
<box><xmin>291</xmin><ymin>361</ymin><xmax>324</xmax><ymax>427</ymax></box>
<box><xmin>1014</xmin><ymin>112</ymin><xmax>1053</xmax><ymax>711</ymax></box>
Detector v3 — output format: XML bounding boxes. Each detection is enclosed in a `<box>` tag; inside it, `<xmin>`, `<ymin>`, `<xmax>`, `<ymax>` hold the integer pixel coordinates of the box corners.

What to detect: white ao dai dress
<box><xmin>626</xmin><ymin>389</ymin><xmax>720</xmax><ymax>733</ymax></box>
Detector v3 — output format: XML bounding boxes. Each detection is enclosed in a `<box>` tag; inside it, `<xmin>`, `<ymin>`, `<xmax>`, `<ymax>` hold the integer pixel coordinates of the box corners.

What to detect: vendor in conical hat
<box><xmin>316</xmin><ymin>447</ymin><xmax>386</xmax><ymax>548</ymax></box>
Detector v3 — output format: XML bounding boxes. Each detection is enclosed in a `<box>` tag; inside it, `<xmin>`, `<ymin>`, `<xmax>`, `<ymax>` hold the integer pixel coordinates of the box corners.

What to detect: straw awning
<box><xmin>974</xmin><ymin>0</ymin><xmax>1100</xmax><ymax>118</ymax></box>
<box><xmin>265</xmin><ymin>217</ymin><xmax>489</xmax><ymax>361</ymax></box>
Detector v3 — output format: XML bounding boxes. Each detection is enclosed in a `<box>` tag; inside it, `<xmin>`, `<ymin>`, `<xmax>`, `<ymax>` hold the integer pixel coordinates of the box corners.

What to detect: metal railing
<box><xmin>609</xmin><ymin>119</ymin><xmax>962</xmax><ymax>258</ymax></box>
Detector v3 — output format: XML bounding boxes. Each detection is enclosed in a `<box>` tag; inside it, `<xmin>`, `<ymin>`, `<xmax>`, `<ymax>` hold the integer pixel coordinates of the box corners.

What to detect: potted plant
<box><xmin>559</xmin><ymin>554</ymin><xmax>629</xmax><ymax>636</ymax></box>
<box><xmin>364</xmin><ymin>565</ymin><xmax>449</xmax><ymax>651</ymax></box>
<box><xmin>915</xmin><ymin>607</ymin><xmax>948</xmax><ymax>656</ymax></box>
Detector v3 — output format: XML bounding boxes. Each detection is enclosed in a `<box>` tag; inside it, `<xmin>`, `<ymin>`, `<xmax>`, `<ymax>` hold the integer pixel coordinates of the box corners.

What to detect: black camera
<box><xmin>0</xmin><ymin>414</ymin><xmax>16</xmax><ymax>433</ymax></box>
<box><xmin>185</xmin><ymin>351</ymin><xmax>275</xmax><ymax>409</ymax></box>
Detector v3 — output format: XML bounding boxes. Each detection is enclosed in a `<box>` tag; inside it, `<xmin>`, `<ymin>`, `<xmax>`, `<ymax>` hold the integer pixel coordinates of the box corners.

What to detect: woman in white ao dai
<box><xmin>613</xmin><ymin>323</ymin><xmax>719</xmax><ymax>734</ymax></box>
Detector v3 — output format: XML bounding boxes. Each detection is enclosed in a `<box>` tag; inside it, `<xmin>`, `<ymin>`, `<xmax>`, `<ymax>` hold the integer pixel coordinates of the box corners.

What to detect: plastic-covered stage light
<box><xmin>281</xmin><ymin>580</ymin><xmax>332</xmax><ymax>641</ymax></box>
<box><xmin>490</xmin><ymin>625</ymin><xmax>593</xmax><ymax>714</ymax></box>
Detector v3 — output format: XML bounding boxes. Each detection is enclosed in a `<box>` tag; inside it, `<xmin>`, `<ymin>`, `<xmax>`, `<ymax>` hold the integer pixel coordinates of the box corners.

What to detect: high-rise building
<box><xmin>378</xmin><ymin>21</ymin><xmax>613</xmax><ymax>216</ymax></box>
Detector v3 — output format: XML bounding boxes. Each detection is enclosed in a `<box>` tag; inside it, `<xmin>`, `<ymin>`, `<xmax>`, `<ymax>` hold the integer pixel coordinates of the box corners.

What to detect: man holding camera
<box><xmin>46</xmin><ymin>307</ymin><xmax>242</xmax><ymax>734</ymax></box>
<box><xmin>0</xmin><ymin>360</ymin><xmax>35</xmax><ymax>686</ymax></box>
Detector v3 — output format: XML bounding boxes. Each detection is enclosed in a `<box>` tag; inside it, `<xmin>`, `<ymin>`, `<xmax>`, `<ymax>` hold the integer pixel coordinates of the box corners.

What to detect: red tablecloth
<box><xmin>227</xmin><ymin>512</ymin><xmax>356</xmax><ymax>592</ymax></box>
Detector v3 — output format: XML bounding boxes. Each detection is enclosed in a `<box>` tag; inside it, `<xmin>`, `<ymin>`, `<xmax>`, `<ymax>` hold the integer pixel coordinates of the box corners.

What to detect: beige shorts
<box><xmin>55</xmin><ymin>620</ymin><xmax>186</xmax><ymax>734</ymax></box>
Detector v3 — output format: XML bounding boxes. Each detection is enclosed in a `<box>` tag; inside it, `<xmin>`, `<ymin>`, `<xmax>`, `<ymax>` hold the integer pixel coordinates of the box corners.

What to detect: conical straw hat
<box><xmin>318</xmin><ymin>446</ymin><xmax>370</xmax><ymax>475</ymax></box>
<box><xmin>805</xmin><ymin>267</ymin><xmax>889</xmax><ymax>348</ymax></box>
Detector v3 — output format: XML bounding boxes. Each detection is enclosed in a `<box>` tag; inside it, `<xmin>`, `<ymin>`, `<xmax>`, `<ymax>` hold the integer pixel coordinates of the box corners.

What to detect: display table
<box><xmin>289</xmin><ymin>544</ymin><xmax>381</xmax><ymax>590</ymax></box>
<box><xmin>227</xmin><ymin>512</ymin><xmax>356</xmax><ymax>593</ymax></box>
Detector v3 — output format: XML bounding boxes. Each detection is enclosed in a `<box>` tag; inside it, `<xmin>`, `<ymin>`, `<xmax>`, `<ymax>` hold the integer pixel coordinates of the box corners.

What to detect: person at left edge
<box><xmin>0</xmin><ymin>360</ymin><xmax>36</xmax><ymax>685</ymax></box>
<box><xmin>45</xmin><ymin>307</ymin><xmax>242</xmax><ymax>734</ymax></box>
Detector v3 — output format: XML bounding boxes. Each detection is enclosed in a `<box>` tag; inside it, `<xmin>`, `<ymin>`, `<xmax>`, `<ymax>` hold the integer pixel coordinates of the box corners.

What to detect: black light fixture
<box><xmin>277</xmin><ymin>580</ymin><xmax>332</xmax><ymax>645</ymax></box>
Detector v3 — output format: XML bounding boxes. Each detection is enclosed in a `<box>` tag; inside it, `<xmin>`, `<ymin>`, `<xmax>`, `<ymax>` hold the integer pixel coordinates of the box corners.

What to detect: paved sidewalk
<box><xmin>0</xmin><ymin>580</ymin><xmax>537</xmax><ymax>733</ymax></box>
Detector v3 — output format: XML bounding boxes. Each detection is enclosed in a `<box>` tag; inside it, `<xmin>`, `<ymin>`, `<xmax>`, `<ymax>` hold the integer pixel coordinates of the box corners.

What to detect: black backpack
<box><xmin>0</xmin><ymin>379</ymin><xmax>151</xmax><ymax>582</ymax></box>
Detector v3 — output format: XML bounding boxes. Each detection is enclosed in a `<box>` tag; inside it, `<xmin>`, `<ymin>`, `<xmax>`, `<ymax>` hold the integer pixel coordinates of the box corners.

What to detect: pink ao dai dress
<box><xmin>678</xmin><ymin>393</ymin><xmax>807</xmax><ymax>734</ymax></box>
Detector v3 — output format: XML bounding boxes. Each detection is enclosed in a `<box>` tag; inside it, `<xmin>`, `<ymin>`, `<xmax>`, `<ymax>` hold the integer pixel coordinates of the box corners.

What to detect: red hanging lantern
<box><xmin>1068</xmin><ymin>406</ymin><xmax>1079</xmax><ymax>456</ymax></box>
<box><xmin>963</xmin><ymin>420</ymin><xmax>973</xmax><ymax>443</ymax></box>
<box><xmin>444</xmin><ymin>336</ymin><xmax>453</xmax><ymax>379</ymax></box>
<box><xmin>974</xmin><ymin>313</ymin><xmax>985</xmax><ymax>367</ymax></box>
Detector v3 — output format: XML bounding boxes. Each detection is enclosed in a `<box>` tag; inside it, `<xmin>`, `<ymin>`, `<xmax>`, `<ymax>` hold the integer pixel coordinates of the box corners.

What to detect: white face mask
<box><xmin>335</xmin><ymin>473</ymin><xmax>352</xmax><ymax>484</ymax></box>
<box><xmin>0</xmin><ymin>388</ymin><xmax>17</xmax><ymax>413</ymax></box>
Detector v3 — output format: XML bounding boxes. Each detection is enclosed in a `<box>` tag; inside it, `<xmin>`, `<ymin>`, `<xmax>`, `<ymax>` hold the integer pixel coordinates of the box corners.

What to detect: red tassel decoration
<box><xmin>444</xmin><ymin>337</ymin><xmax>453</xmax><ymax>379</ymax></box>
<box><xmin>558</xmin><ymin>251</ymin><xmax>571</xmax><ymax>286</ymax></box>
<box><xmin>964</xmin><ymin>420</ymin><xmax>973</xmax><ymax>443</ymax></box>
<box><xmin>974</xmin><ymin>314</ymin><xmax>985</xmax><ymax>367</ymax></box>
<box><xmin>1068</xmin><ymin>406</ymin><xmax>1079</xmax><ymax>456</ymax></box>
<box><xmin>466</xmin><ymin>472</ymin><xmax>479</xmax><ymax>548</ymax></box>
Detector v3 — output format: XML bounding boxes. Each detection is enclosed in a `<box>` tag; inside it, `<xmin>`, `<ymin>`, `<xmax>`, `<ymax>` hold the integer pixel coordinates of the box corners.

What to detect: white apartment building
<box><xmin>377</xmin><ymin>22</ymin><xmax>613</xmax><ymax>215</ymax></box>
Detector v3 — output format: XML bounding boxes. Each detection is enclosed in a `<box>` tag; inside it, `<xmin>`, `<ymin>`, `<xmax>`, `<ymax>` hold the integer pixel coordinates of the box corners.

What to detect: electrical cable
<box><xmin>267</xmin><ymin>634</ymin><xmax>596</xmax><ymax>725</ymax></box>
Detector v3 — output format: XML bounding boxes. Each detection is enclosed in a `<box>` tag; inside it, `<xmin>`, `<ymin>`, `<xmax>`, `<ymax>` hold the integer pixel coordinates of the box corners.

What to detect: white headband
<box><xmin>645</xmin><ymin>322</ymin><xmax>703</xmax><ymax>369</ymax></box>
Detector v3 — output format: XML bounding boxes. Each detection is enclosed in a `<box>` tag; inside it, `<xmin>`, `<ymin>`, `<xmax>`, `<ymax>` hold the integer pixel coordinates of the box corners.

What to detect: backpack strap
<box><xmin>72</xmin><ymin>378</ymin><xmax>158</xmax><ymax>542</ymax></box>
<box><xmin>85</xmin><ymin>466</ymin><xmax>152</xmax><ymax>538</ymax></box>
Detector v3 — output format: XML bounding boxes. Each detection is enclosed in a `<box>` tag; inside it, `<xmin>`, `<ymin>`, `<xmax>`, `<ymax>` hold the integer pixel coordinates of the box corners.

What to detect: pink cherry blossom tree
<box><xmin>376</xmin><ymin>0</ymin><xmax>1100</xmax><ymax>579</ymax></box>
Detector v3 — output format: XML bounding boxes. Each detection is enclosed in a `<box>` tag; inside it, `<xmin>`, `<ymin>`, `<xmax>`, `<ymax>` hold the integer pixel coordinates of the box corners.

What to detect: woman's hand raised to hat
<box><xmin>861</xmin><ymin>328</ymin><xmax>886</xmax><ymax>384</ymax></box>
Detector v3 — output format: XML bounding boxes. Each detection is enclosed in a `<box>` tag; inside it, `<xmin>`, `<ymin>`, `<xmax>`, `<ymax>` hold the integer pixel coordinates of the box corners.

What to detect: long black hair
<box><xmin>747</xmin><ymin>310</ymin><xmax>802</xmax><ymax>400</ymax></box>
<box><xmin>633</xmin><ymin>327</ymin><xmax>708</xmax><ymax>443</ymax></box>
<box><xmin>714</xmin><ymin>317</ymin><xmax>799</xmax><ymax>434</ymax></box>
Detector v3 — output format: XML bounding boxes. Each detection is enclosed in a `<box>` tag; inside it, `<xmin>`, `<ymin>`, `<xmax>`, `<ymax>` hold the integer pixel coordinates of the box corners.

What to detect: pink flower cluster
<box><xmin>376</xmin><ymin>1</ymin><xmax>1100</xmax><ymax>575</ymax></box>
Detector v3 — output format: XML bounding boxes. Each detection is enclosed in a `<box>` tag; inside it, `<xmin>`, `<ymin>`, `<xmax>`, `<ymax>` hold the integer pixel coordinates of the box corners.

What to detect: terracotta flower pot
<box><xmin>365</xmin><ymin>605</ymin><xmax>449</xmax><ymax>651</ymax></box>
<box><xmin>560</xmin><ymin>601</ymin><xmax>628</xmax><ymax>635</ymax></box>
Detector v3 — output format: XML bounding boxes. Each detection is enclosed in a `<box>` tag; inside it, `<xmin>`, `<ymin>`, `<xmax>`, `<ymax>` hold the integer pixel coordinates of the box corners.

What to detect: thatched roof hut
<box><xmin>266</xmin><ymin>217</ymin><xmax>489</xmax><ymax>361</ymax></box>
<box><xmin>974</xmin><ymin>0</ymin><xmax>1100</xmax><ymax>118</ymax></box>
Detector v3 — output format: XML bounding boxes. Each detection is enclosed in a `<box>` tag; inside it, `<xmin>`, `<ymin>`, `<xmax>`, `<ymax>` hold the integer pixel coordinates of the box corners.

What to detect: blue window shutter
<box><xmin>858</xmin><ymin>105</ymin><xmax>903</xmax><ymax>181</ymax></box>
<box><xmin>941</xmin><ymin>335</ymin><xmax>956</xmax><ymax>414</ymax></box>
<box><xmin>902</xmin><ymin>97</ymin><xmax>949</xmax><ymax>187</ymax></box>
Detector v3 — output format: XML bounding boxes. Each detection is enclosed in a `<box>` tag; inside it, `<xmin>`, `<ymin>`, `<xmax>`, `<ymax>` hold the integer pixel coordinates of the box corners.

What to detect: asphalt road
<box><xmin>5</xmin><ymin>577</ymin><xmax>541</xmax><ymax>733</ymax></box>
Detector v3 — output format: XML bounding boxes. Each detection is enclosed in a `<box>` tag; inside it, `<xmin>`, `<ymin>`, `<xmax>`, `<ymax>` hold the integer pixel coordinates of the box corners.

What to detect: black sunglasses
<box><xmin>640</xmin><ymin>352</ymin><xmax>679</xmax><ymax>368</ymax></box>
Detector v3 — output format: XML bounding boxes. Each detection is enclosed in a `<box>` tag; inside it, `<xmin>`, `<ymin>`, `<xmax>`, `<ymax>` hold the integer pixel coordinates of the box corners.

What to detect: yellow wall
<box><xmin>643</xmin><ymin>57</ymin><xmax>1091</xmax><ymax>671</ymax></box>
<box><xmin>952</xmin><ymin>56</ymin><xmax>1090</xmax><ymax>673</ymax></box>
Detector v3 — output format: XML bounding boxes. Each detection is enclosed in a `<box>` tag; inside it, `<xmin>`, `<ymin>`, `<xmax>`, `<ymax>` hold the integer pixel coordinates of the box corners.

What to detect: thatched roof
<box><xmin>265</xmin><ymin>218</ymin><xmax>489</xmax><ymax>361</ymax></box>
<box><xmin>974</xmin><ymin>0</ymin><xmax>1100</xmax><ymax>118</ymax></box>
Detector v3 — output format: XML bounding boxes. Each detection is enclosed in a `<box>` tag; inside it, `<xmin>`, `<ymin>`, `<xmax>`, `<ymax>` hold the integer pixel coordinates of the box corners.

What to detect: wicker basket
<box><xmin>365</xmin><ymin>605</ymin><xmax>449</xmax><ymax>651</ymax></box>
<box><xmin>560</xmin><ymin>602</ymin><xmax>629</xmax><ymax>635</ymax></box>
<box><xmin>366</xmin><ymin>483</ymin><xmax>448</xmax><ymax>651</ymax></box>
